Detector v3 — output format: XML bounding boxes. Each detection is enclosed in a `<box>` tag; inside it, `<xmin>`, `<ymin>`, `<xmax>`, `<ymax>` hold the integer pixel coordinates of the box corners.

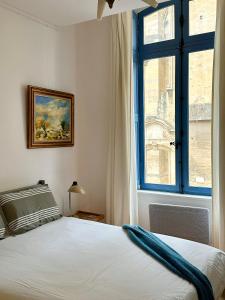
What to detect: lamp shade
<box><xmin>68</xmin><ymin>181</ymin><xmax>85</xmax><ymax>194</ymax></box>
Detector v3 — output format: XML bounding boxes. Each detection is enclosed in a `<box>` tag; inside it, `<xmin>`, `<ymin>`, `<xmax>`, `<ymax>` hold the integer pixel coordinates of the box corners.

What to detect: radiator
<box><xmin>149</xmin><ymin>203</ymin><xmax>210</xmax><ymax>244</ymax></box>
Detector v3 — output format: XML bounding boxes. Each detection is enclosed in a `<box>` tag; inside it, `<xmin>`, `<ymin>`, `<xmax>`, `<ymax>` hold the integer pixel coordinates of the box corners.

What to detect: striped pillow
<box><xmin>0</xmin><ymin>208</ymin><xmax>7</xmax><ymax>239</ymax></box>
<box><xmin>0</xmin><ymin>185</ymin><xmax>61</xmax><ymax>235</ymax></box>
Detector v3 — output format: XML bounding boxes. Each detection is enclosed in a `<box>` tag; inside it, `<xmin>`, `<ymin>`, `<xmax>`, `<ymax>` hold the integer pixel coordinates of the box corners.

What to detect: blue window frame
<box><xmin>136</xmin><ymin>0</ymin><xmax>215</xmax><ymax>195</ymax></box>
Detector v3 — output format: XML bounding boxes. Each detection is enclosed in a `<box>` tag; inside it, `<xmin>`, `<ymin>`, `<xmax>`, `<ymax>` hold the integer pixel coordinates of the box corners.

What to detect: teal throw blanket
<box><xmin>122</xmin><ymin>225</ymin><xmax>214</xmax><ymax>300</ymax></box>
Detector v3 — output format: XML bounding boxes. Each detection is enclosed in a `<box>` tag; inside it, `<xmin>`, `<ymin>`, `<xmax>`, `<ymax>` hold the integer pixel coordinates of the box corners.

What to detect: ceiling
<box><xmin>0</xmin><ymin>0</ymin><xmax>167</xmax><ymax>27</ymax></box>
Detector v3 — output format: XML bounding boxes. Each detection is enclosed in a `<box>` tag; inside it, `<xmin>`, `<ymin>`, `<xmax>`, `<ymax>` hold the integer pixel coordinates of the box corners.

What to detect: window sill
<box><xmin>137</xmin><ymin>189</ymin><xmax>211</xmax><ymax>201</ymax></box>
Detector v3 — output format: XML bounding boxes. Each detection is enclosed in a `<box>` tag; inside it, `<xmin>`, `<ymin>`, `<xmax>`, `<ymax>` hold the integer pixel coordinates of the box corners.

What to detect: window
<box><xmin>136</xmin><ymin>0</ymin><xmax>216</xmax><ymax>195</ymax></box>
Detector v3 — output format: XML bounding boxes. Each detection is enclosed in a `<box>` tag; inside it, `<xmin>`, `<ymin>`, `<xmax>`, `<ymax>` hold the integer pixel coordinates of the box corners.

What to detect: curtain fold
<box><xmin>106</xmin><ymin>12</ymin><xmax>138</xmax><ymax>226</ymax></box>
<box><xmin>212</xmin><ymin>0</ymin><xmax>225</xmax><ymax>252</ymax></box>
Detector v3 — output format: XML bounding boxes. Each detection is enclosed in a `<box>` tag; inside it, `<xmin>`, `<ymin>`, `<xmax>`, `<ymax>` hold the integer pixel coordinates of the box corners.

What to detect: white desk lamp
<box><xmin>68</xmin><ymin>181</ymin><xmax>85</xmax><ymax>212</ymax></box>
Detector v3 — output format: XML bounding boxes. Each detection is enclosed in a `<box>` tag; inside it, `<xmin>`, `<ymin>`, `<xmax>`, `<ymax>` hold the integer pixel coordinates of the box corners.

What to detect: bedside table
<box><xmin>73</xmin><ymin>211</ymin><xmax>105</xmax><ymax>223</ymax></box>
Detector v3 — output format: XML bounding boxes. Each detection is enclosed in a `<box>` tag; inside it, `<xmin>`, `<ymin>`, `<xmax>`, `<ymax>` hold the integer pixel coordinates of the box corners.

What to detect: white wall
<box><xmin>72</xmin><ymin>17</ymin><xmax>112</xmax><ymax>215</ymax></box>
<box><xmin>0</xmin><ymin>5</ymin><xmax>112</xmax><ymax>216</ymax></box>
<box><xmin>0</xmin><ymin>6</ymin><xmax>77</xmax><ymax>213</ymax></box>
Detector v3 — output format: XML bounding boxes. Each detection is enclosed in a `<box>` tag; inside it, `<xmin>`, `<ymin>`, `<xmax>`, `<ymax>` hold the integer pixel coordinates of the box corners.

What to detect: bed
<box><xmin>0</xmin><ymin>217</ymin><xmax>225</xmax><ymax>300</ymax></box>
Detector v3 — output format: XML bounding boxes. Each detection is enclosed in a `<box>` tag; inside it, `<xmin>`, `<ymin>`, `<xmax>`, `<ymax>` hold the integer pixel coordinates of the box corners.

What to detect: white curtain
<box><xmin>212</xmin><ymin>0</ymin><xmax>225</xmax><ymax>252</ymax></box>
<box><xmin>106</xmin><ymin>12</ymin><xmax>138</xmax><ymax>226</ymax></box>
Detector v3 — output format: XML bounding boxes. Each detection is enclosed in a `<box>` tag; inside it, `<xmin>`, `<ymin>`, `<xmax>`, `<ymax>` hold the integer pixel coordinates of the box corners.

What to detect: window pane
<box><xmin>189</xmin><ymin>0</ymin><xmax>216</xmax><ymax>35</ymax></box>
<box><xmin>144</xmin><ymin>56</ymin><xmax>176</xmax><ymax>185</ymax></box>
<box><xmin>144</xmin><ymin>5</ymin><xmax>175</xmax><ymax>45</ymax></box>
<box><xmin>189</xmin><ymin>50</ymin><xmax>213</xmax><ymax>188</ymax></box>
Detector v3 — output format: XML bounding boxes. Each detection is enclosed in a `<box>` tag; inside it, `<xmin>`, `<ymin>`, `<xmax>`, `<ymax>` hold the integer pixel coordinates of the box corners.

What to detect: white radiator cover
<box><xmin>149</xmin><ymin>203</ymin><xmax>210</xmax><ymax>244</ymax></box>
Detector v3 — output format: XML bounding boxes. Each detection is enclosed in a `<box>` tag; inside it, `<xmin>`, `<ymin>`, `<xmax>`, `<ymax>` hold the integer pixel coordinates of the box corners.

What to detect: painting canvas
<box><xmin>27</xmin><ymin>86</ymin><xmax>74</xmax><ymax>148</ymax></box>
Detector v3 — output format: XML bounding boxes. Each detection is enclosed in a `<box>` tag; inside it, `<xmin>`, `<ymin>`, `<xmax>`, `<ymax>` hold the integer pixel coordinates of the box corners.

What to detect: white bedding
<box><xmin>0</xmin><ymin>217</ymin><xmax>225</xmax><ymax>300</ymax></box>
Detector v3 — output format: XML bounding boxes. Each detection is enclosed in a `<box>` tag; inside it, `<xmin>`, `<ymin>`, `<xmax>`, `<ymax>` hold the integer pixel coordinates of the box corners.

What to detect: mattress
<box><xmin>0</xmin><ymin>217</ymin><xmax>224</xmax><ymax>300</ymax></box>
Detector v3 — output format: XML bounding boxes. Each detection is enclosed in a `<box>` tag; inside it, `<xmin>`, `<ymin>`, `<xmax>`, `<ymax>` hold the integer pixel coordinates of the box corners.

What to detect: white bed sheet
<box><xmin>0</xmin><ymin>217</ymin><xmax>225</xmax><ymax>300</ymax></box>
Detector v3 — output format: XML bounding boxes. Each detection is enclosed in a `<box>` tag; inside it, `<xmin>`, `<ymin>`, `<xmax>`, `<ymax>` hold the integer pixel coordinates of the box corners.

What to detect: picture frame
<box><xmin>27</xmin><ymin>85</ymin><xmax>74</xmax><ymax>149</ymax></box>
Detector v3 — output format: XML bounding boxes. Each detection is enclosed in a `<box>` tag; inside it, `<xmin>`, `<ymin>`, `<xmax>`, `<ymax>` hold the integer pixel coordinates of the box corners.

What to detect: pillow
<box><xmin>0</xmin><ymin>208</ymin><xmax>7</xmax><ymax>239</ymax></box>
<box><xmin>0</xmin><ymin>185</ymin><xmax>61</xmax><ymax>235</ymax></box>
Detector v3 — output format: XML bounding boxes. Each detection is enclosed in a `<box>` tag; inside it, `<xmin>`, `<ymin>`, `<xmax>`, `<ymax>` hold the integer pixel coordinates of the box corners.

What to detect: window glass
<box><xmin>189</xmin><ymin>50</ymin><xmax>214</xmax><ymax>187</ymax></box>
<box><xmin>144</xmin><ymin>5</ymin><xmax>175</xmax><ymax>44</ymax></box>
<box><xmin>144</xmin><ymin>56</ymin><xmax>176</xmax><ymax>185</ymax></box>
<box><xmin>189</xmin><ymin>0</ymin><xmax>216</xmax><ymax>35</ymax></box>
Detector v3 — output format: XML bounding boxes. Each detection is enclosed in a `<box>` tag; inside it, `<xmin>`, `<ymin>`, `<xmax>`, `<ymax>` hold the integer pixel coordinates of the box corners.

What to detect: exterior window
<box><xmin>188</xmin><ymin>50</ymin><xmax>214</xmax><ymax>188</ymax></box>
<box><xmin>189</xmin><ymin>0</ymin><xmax>216</xmax><ymax>35</ymax></box>
<box><xmin>144</xmin><ymin>5</ymin><xmax>175</xmax><ymax>44</ymax></box>
<box><xmin>144</xmin><ymin>56</ymin><xmax>176</xmax><ymax>185</ymax></box>
<box><xmin>136</xmin><ymin>0</ymin><xmax>216</xmax><ymax>195</ymax></box>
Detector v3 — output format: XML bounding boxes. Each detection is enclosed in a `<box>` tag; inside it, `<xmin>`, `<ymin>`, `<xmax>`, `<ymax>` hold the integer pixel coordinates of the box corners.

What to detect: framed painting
<box><xmin>27</xmin><ymin>85</ymin><xmax>74</xmax><ymax>148</ymax></box>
